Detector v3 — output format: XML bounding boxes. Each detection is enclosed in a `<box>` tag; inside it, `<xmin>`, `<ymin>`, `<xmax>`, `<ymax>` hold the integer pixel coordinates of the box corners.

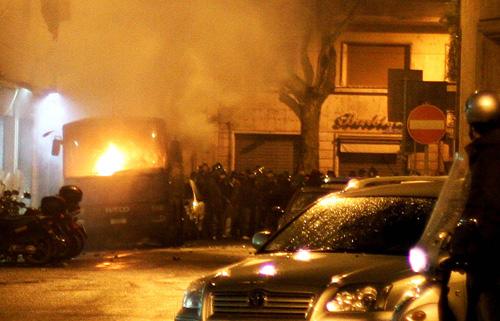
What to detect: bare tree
<box><xmin>279</xmin><ymin>0</ymin><xmax>360</xmax><ymax>172</ymax></box>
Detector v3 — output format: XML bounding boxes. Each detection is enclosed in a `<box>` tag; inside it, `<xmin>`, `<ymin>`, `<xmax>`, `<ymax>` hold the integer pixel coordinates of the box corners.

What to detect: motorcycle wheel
<box><xmin>65</xmin><ymin>232</ymin><xmax>85</xmax><ymax>259</ymax></box>
<box><xmin>23</xmin><ymin>237</ymin><xmax>54</xmax><ymax>265</ymax></box>
<box><xmin>51</xmin><ymin>234</ymin><xmax>71</xmax><ymax>262</ymax></box>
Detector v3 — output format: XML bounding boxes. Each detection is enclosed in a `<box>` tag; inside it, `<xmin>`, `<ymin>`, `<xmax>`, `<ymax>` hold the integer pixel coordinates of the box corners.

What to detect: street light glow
<box><xmin>36</xmin><ymin>92</ymin><xmax>66</xmax><ymax>133</ymax></box>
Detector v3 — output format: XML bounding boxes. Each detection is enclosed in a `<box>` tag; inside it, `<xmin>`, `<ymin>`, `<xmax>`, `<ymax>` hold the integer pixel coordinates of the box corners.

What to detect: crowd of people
<box><xmin>180</xmin><ymin>163</ymin><xmax>335</xmax><ymax>241</ymax></box>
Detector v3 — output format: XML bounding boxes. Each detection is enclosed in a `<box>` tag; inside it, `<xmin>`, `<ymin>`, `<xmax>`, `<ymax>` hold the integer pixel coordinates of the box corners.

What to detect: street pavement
<box><xmin>0</xmin><ymin>242</ymin><xmax>253</xmax><ymax>321</ymax></box>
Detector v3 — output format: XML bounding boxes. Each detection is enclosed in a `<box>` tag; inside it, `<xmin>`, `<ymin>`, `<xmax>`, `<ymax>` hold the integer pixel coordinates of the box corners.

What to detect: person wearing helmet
<box><xmin>450</xmin><ymin>90</ymin><xmax>500</xmax><ymax>321</ymax></box>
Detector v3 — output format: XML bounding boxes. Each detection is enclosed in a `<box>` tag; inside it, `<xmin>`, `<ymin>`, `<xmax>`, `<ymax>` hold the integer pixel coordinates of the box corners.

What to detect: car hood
<box><xmin>207</xmin><ymin>252</ymin><xmax>412</xmax><ymax>293</ymax></box>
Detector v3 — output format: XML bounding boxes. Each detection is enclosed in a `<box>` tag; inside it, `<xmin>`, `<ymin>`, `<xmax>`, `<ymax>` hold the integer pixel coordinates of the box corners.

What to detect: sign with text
<box><xmin>333</xmin><ymin>113</ymin><xmax>403</xmax><ymax>131</ymax></box>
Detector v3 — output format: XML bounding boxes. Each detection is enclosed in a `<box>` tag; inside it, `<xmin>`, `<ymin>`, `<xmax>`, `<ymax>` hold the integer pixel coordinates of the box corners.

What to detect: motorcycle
<box><xmin>0</xmin><ymin>213</ymin><xmax>56</xmax><ymax>264</ymax></box>
<box><xmin>58</xmin><ymin>185</ymin><xmax>86</xmax><ymax>259</ymax></box>
<box><xmin>38</xmin><ymin>186</ymin><xmax>86</xmax><ymax>260</ymax></box>
<box><xmin>0</xmin><ymin>186</ymin><xmax>59</xmax><ymax>264</ymax></box>
<box><xmin>0</xmin><ymin>185</ymin><xmax>85</xmax><ymax>265</ymax></box>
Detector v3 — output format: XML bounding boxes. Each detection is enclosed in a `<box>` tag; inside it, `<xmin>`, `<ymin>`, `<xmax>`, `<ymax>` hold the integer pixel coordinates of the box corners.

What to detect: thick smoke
<box><xmin>0</xmin><ymin>0</ymin><xmax>318</xmax><ymax>200</ymax></box>
<box><xmin>1</xmin><ymin>0</ymin><xmax>311</xmax><ymax>142</ymax></box>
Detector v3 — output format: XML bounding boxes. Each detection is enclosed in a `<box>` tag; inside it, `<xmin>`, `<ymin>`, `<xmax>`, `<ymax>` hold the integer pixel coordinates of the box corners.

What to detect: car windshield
<box><xmin>263</xmin><ymin>196</ymin><xmax>435</xmax><ymax>255</ymax></box>
<box><xmin>63</xmin><ymin>119</ymin><xmax>167</xmax><ymax>177</ymax></box>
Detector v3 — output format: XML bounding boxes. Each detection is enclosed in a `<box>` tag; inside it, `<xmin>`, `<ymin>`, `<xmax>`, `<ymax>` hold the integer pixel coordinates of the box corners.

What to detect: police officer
<box><xmin>451</xmin><ymin>90</ymin><xmax>500</xmax><ymax>321</ymax></box>
<box><xmin>169</xmin><ymin>164</ymin><xmax>185</xmax><ymax>246</ymax></box>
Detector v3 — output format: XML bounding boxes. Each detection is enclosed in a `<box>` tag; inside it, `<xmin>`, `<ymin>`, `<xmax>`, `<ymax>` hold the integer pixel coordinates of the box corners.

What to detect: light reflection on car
<box><xmin>277</xmin><ymin>177</ymin><xmax>351</xmax><ymax>229</ymax></box>
<box><xmin>175</xmin><ymin>181</ymin><xmax>444</xmax><ymax>321</ymax></box>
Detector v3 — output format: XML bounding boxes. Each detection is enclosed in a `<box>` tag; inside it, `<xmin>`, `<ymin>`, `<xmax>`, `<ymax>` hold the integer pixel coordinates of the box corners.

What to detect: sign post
<box><xmin>407</xmin><ymin>104</ymin><xmax>446</xmax><ymax>174</ymax></box>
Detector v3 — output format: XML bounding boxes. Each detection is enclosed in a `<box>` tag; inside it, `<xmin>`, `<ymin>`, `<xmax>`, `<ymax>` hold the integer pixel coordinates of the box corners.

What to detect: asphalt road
<box><xmin>0</xmin><ymin>242</ymin><xmax>253</xmax><ymax>321</ymax></box>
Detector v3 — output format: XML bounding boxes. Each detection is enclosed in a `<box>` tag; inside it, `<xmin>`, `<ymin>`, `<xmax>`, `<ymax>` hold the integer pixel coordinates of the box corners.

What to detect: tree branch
<box><xmin>314</xmin><ymin>0</ymin><xmax>362</xmax><ymax>96</ymax></box>
<box><xmin>332</xmin><ymin>1</ymin><xmax>362</xmax><ymax>41</ymax></box>
<box><xmin>300</xmin><ymin>21</ymin><xmax>314</xmax><ymax>86</ymax></box>
<box><xmin>279</xmin><ymin>91</ymin><xmax>302</xmax><ymax>119</ymax></box>
<box><xmin>288</xmin><ymin>74</ymin><xmax>308</xmax><ymax>95</ymax></box>
<box><xmin>281</xmin><ymin>73</ymin><xmax>309</xmax><ymax>104</ymax></box>
<box><xmin>316</xmin><ymin>37</ymin><xmax>336</xmax><ymax>97</ymax></box>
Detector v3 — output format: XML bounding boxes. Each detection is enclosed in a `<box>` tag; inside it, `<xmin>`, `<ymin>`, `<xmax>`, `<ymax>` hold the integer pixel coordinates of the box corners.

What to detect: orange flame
<box><xmin>94</xmin><ymin>143</ymin><xmax>126</xmax><ymax>176</ymax></box>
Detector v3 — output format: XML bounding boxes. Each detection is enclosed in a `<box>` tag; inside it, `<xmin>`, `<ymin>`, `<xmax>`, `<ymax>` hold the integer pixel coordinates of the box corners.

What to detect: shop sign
<box><xmin>333</xmin><ymin>113</ymin><xmax>403</xmax><ymax>131</ymax></box>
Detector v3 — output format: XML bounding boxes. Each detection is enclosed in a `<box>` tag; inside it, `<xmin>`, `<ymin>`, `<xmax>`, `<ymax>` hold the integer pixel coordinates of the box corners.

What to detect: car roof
<box><xmin>298</xmin><ymin>179</ymin><xmax>350</xmax><ymax>193</ymax></box>
<box><xmin>323</xmin><ymin>177</ymin><xmax>351</xmax><ymax>184</ymax></box>
<box><xmin>345</xmin><ymin>176</ymin><xmax>447</xmax><ymax>191</ymax></box>
<box><xmin>335</xmin><ymin>180</ymin><xmax>444</xmax><ymax>198</ymax></box>
<box><xmin>298</xmin><ymin>186</ymin><xmax>333</xmax><ymax>193</ymax></box>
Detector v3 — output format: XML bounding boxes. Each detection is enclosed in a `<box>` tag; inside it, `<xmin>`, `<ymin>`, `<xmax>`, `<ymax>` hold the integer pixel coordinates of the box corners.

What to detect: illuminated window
<box><xmin>341</xmin><ymin>43</ymin><xmax>410</xmax><ymax>88</ymax></box>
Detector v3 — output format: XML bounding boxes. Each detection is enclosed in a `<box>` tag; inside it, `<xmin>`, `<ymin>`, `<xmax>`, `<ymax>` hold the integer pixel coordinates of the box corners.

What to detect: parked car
<box><xmin>176</xmin><ymin>180</ymin><xmax>443</xmax><ymax>321</ymax></box>
<box><xmin>345</xmin><ymin>176</ymin><xmax>447</xmax><ymax>191</ymax></box>
<box><xmin>277</xmin><ymin>176</ymin><xmax>446</xmax><ymax>230</ymax></box>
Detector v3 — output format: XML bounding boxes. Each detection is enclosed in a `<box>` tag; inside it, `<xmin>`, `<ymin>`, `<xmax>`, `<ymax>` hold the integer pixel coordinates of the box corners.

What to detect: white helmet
<box><xmin>465</xmin><ymin>90</ymin><xmax>500</xmax><ymax>127</ymax></box>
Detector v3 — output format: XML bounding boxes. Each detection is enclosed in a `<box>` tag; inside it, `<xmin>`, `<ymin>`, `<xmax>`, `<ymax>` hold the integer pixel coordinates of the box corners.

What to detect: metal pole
<box><xmin>401</xmin><ymin>75</ymin><xmax>408</xmax><ymax>175</ymax></box>
<box><xmin>424</xmin><ymin>145</ymin><xmax>430</xmax><ymax>175</ymax></box>
<box><xmin>413</xmin><ymin>140</ymin><xmax>417</xmax><ymax>174</ymax></box>
<box><xmin>437</xmin><ymin>141</ymin><xmax>442</xmax><ymax>174</ymax></box>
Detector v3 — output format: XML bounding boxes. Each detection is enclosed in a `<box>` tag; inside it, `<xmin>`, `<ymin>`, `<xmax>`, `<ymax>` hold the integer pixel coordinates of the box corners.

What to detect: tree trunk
<box><xmin>299</xmin><ymin>99</ymin><xmax>323</xmax><ymax>172</ymax></box>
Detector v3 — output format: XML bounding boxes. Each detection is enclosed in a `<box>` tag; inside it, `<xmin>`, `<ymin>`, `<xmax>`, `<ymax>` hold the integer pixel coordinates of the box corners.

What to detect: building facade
<box><xmin>1</xmin><ymin>1</ymin><xmax>466</xmax><ymax>192</ymax></box>
<box><xmin>212</xmin><ymin>14</ymin><xmax>454</xmax><ymax>176</ymax></box>
<box><xmin>0</xmin><ymin>81</ymin><xmax>36</xmax><ymax>197</ymax></box>
<box><xmin>460</xmin><ymin>0</ymin><xmax>500</xmax><ymax>149</ymax></box>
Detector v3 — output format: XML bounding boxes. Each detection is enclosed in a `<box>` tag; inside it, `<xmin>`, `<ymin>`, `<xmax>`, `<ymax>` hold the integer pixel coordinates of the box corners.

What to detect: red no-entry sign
<box><xmin>407</xmin><ymin>104</ymin><xmax>446</xmax><ymax>145</ymax></box>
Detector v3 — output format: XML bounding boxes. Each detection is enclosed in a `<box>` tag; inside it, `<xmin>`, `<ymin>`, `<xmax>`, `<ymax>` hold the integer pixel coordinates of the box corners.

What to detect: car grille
<box><xmin>210</xmin><ymin>290</ymin><xmax>314</xmax><ymax>320</ymax></box>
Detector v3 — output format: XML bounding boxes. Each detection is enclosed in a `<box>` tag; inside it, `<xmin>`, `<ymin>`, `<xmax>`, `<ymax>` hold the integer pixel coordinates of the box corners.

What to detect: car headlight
<box><xmin>325</xmin><ymin>284</ymin><xmax>391</xmax><ymax>313</ymax></box>
<box><xmin>182</xmin><ymin>279</ymin><xmax>205</xmax><ymax>310</ymax></box>
<box><xmin>409</xmin><ymin>247</ymin><xmax>429</xmax><ymax>273</ymax></box>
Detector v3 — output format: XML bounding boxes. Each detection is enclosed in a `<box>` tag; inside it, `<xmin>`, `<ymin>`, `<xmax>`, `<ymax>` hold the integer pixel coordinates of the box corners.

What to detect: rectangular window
<box><xmin>341</xmin><ymin>43</ymin><xmax>410</xmax><ymax>88</ymax></box>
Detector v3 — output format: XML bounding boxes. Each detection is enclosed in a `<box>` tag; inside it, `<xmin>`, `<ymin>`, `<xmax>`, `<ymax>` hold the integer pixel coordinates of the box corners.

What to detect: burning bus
<box><xmin>55</xmin><ymin>117</ymin><xmax>203</xmax><ymax>245</ymax></box>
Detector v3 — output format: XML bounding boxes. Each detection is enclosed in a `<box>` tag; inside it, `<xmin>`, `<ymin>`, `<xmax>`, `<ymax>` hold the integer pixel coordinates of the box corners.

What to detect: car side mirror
<box><xmin>252</xmin><ymin>230</ymin><xmax>271</xmax><ymax>250</ymax></box>
<box><xmin>51</xmin><ymin>138</ymin><xmax>63</xmax><ymax>156</ymax></box>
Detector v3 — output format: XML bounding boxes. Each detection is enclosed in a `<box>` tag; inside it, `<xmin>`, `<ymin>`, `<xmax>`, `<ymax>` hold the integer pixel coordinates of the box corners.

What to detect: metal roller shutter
<box><xmin>235</xmin><ymin>134</ymin><xmax>300</xmax><ymax>173</ymax></box>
